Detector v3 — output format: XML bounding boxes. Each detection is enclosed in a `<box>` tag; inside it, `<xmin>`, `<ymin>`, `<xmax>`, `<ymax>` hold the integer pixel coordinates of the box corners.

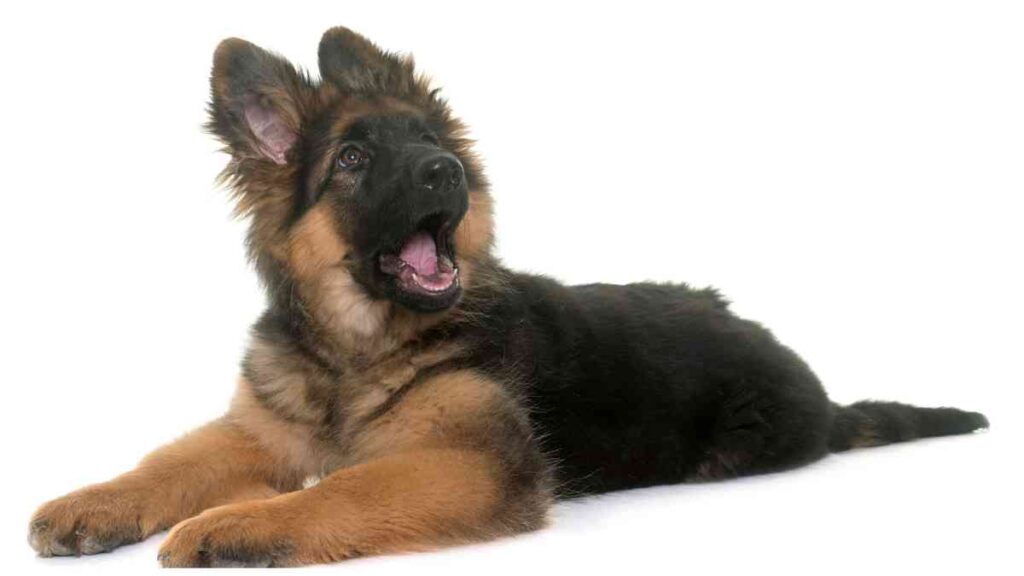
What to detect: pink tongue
<box><xmin>399</xmin><ymin>232</ymin><xmax>438</xmax><ymax>276</ymax></box>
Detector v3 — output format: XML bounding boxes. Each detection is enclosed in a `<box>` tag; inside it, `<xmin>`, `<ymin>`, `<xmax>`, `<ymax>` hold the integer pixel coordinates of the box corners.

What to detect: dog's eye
<box><xmin>338</xmin><ymin>145</ymin><xmax>369</xmax><ymax>169</ymax></box>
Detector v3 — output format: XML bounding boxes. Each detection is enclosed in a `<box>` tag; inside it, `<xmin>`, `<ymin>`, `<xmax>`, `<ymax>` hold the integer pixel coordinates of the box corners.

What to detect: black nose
<box><xmin>413</xmin><ymin>153</ymin><xmax>463</xmax><ymax>193</ymax></box>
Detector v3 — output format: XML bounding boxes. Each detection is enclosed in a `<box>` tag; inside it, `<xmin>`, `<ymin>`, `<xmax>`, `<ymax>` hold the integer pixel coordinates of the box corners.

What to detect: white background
<box><xmin>1</xmin><ymin>1</ymin><xmax>1021</xmax><ymax>574</ymax></box>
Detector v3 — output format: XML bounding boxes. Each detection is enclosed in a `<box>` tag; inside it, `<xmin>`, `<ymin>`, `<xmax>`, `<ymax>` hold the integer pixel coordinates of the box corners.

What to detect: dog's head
<box><xmin>209</xmin><ymin>28</ymin><xmax>493</xmax><ymax>332</ymax></box>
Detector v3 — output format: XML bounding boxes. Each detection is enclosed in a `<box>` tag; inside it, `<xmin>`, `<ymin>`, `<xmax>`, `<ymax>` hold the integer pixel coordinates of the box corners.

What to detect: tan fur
<box><xmin>30</xmin><ymin>368</ymin><xmax>526</xmax><ymax>564</ymax></box>
<box><xmin>349</xmin><ymin>369</ymin><xmax>501</xmax><ymax>460</ymax></box>
<box><xmin>237</xmin><ymin>336</ymin><xmax>470</xmax><ymax>470</ymax></box>
<box><xmin>29</xmin><ymin>421</ymin><xmax>286</xmax><ymax>556</ymax></box>
<box><xmin>240</xmin><ymin>341</ymin><xmax>326</xmax><ymax>424</ymax></box>
<box><xmin>155</xmin><ymin>370</ymin><xmax>537</xmax><ymax>566</ymax></box>
<box><xmin>158</xmin><ymin>449</ymin><xmax>504</xmax><ymax>566</ymax></box>
<box><xmin>454</xmin><ymin>190</ymin><xmax>495</xmax><ymax>262</ymax></box>
<box><xmin>226</xmin><ymin>379</ymin><xmax>332</xmax><ymax>477</ymax></box>
<box><xmin>448</xmin><ymin>190</ymin><xmax>494</xmax><ymax>295</ymax></box>
<box><xmin>286</xmin><ymin>203</ymin><xmax>349</xmax><ymax>279</ymax></box>
<box><xmin>849</xmin><ymin>423</ymin><xmax>884</xmax><ymax>448</ymax></box>
<box><xmin>310</xmin><ymin>267</ymin><xmax>394</xmax><ymax>347</ymax></box>
<box><xmin>285</xmin><ymin>203</ymin><xmax>391</xmax><ymax>346</ymax></box>
<box><xmin>340</xmin><ymin>342</ymin><xmax>467</xmax><ymax>428</ymax></box>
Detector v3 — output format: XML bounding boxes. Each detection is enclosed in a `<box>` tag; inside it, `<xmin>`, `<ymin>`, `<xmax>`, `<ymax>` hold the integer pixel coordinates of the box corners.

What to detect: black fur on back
<box><xmin>445</xmin><ymin>260</ymin><xmax>988</xmax><ymax>497</ymax></box>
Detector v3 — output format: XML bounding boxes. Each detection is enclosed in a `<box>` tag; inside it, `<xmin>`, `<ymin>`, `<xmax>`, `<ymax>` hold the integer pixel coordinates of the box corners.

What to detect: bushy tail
<box><xmin>829</xmin><ymin>400</ymin><xmax>989</xmax><ymax>452</ymax></box>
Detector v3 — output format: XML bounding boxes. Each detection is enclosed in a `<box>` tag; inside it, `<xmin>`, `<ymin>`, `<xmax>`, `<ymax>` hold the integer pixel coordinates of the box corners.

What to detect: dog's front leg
<box><xmin>158</xmin><ymin>448</ymin><xmax>536</xmax><ymax>567</ymax></box>
<box><xmin>158</xmin><ymin>369</ymin><xmax>551</xmax><ymax>567</ymax></box>
<box><xmin>29</xmin><ymin>420</ymin><xmax>281</xmax><ymax>556</ymax></box>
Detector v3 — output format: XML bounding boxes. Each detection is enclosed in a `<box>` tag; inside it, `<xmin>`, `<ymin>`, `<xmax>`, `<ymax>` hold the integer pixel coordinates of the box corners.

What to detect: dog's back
<box><xmin>457</xmin><ymin>264</ymin><xmax>986</xmax><ymax>495</ymax></box>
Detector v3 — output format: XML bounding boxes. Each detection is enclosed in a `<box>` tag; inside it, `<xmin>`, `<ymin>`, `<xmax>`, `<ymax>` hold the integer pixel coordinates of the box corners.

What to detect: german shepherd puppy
<box><xmin>29</xmin><ymin>27</ymin><xmax>988</xmax><ymax>567</ymax></box>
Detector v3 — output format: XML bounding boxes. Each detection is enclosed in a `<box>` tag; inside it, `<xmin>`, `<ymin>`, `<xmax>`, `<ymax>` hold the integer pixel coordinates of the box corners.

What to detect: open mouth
<box><xmin>378</xmin><ymin>218</ymin><xmax>459</xmax><ymax>306</ymax></box>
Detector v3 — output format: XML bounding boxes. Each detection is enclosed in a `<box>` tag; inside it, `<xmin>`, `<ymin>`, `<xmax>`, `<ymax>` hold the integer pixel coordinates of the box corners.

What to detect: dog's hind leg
<box><xmin>690</xmin><ymin>388</ymin><xmax>831</xmax><ymax>481</ymax></box>
<box><xmin>690</xmin><ymin>390</ymin><xmax>772</xmax><ymax>480</ymax></box>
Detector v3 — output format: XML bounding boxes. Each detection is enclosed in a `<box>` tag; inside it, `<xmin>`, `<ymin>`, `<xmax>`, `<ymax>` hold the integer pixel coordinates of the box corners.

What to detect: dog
<box><xmin>28</xmin><ymin>27</ymin><xmax>989</xmax><ymax>567</ymax></box>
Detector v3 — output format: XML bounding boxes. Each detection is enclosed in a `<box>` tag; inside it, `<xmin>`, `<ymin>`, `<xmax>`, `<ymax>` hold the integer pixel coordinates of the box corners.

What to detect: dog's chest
<box><xmin>234</xmin><ymin>337</ymin><xmax>467</xmax><ymax>480</ymax></box>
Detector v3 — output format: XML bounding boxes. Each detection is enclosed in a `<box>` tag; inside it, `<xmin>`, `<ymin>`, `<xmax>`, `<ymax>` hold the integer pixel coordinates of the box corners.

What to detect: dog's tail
<box><xmin>828</xmin><ymin>400</ymin><xmax>989</xmax><ymax>452</ymax></box>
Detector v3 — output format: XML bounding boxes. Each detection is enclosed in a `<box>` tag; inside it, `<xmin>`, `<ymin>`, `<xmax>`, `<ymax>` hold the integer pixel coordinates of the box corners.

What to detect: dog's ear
<box><xmin>208</xmin><ymin>38</ymin><xmax>310</xmax><ymax>165</ymax></box>
<box><xmin>318</xmin><ymin>27</ymin><xmax>414</xmax><ymax>93</ymax></box>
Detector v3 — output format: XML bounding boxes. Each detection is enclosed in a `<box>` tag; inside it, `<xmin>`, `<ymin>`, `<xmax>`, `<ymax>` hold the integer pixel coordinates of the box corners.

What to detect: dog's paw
<box><xmin>158</xmin><ymin>502</ymin><xmax>294</xmax><ymax>568</ymax></box>
<box><xmin>29</xmin><ymin>485</ymin><xmax>151</xmax><ymax>556</ymax></box>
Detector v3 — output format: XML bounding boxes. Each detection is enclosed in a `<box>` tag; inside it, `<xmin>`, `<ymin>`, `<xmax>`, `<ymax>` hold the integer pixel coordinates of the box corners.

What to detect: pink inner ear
<box><xmin>242</xmin><ymin>97</ymin><xmax>297</xmax><ymax>165</ymax></box>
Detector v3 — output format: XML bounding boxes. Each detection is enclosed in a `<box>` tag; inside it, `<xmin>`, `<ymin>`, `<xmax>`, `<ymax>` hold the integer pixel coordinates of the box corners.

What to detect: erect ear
<box><xmin>209</xmin><ymin>38</ymin><xmax>310</xmax><ymax>165</ymax></box>
<box><xmin>318</xmin><ymin>26</ymin><xmax>414</xmax><ymax>93</ymax></box>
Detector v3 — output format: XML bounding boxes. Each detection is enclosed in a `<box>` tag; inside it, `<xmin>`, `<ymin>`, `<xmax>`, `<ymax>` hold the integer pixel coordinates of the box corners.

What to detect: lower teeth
<box><xmin>411</xmin><ymin>273</ymin><xmax>455</xmax><ymax>292</ymax></box>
